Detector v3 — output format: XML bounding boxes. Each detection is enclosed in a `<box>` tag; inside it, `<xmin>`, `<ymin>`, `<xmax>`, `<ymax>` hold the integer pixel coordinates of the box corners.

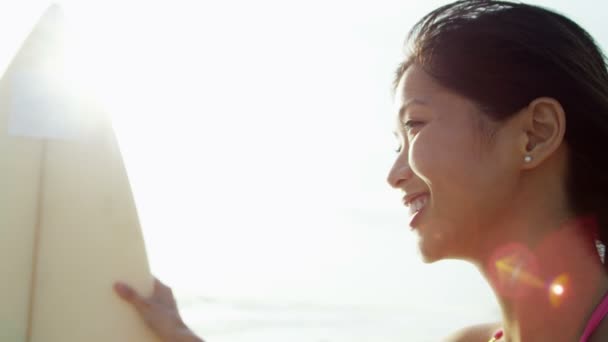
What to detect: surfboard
<box><xmin>0</xmin><ymin>4</ymin><xmax>161</xmax><ymax>341</ymax></box>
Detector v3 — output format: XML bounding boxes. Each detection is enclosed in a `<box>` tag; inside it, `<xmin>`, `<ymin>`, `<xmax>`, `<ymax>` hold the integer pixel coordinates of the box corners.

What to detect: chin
<box><xmin>417</xmin><ymin>237</ymin><xmax>447</xmax><ymax>263</ymax></box>
<box><xmin>420</xmin><ymin>254</ymin><xmax>443</xmax><ymax>264</ymax></box>
<box><xmin>415</xmin><ymin>217</ymin><xmax>473</xmax><ymax>263</ymax></box>
<box><xmin>418</xmin><ymin>243</ymin><xmax>467</xmax><ymax>263</ymax></box>
<box><xmin>416</xmin><ymin>224</ymin><xmax>463</xmax><ymax>263</ymax></box>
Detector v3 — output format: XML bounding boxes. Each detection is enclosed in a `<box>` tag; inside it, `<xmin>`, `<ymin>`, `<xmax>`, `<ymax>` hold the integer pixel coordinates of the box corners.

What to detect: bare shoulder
<box><xmin>442</xmin><ymin>322</ymin><xmax>502</xmax><ymax>342</ymax></box>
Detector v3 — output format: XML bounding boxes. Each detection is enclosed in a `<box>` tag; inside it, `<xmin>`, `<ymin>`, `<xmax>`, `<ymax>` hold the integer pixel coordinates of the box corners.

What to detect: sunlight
<box><xmin>0</xmin><ymin>1</ymin><xmax>50</xmax><ymax>77</ymax></box>
<box><xmin>44</xmin><ymin>0</ymin><xmax>499</xmax><ymax>326</ymax></box>
<box><xmin>552</xmin><ymin>284</ymin><xmax>564</xmax><ymax>296</ymax></box>
<box><xmin>549</xmin><ymin>273</ymin><xmax>570</xmax><ymax>308</ymax></box>
<box><xmin>9</xmin><ymin>1</ymin><xmax>522</xmax><ymax>340</ymax></box>
<box><xmin>4</xmin><ymin>1</ymin><xmax>608</xmax><ymax>341</ymax></box>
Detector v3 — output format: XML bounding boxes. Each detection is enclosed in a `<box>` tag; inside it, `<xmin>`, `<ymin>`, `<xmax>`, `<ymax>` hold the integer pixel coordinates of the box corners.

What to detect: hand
<box><xmin>113</xmin><ymin>277</ymin><xmax>204</xmax><ymax>342</ymax></box>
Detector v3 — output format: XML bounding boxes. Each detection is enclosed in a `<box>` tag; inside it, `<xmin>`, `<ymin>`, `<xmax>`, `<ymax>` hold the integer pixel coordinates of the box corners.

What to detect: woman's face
<box><xmin>387</xmin><ymin>64</ymin><xmax>521</xmax><ymax>262</ymax></box>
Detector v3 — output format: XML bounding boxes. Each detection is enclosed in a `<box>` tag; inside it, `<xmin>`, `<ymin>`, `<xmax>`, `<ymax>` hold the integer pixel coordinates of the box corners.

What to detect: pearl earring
<box><xmin>524</xmin><ymin>155</ymin><xmax>532</xmax><ymax>163</ymax></box>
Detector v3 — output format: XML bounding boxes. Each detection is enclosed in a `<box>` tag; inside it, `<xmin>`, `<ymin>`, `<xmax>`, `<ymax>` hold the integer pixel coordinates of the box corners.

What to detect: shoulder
<box><xmin>442</xmin><ymin>322</ymin><xmax>502</xmax><ymax>342</ymax></box>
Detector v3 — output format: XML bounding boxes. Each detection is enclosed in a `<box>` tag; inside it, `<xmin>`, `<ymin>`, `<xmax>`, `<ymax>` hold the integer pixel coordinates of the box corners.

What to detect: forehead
<box><xmin>394</xmin><ymin>64</ymin><xmax>444</xmax><ymax>113</ymax></box>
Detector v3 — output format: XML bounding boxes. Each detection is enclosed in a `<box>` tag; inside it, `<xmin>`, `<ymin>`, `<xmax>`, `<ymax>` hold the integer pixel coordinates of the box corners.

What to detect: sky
<box><xmin>3</xmin><ymin>0</ymin><xmax>608</xmax><ymax>338</ymax></box>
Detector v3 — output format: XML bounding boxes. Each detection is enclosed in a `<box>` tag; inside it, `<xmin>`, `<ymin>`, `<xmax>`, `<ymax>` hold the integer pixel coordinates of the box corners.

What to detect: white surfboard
<box><xmin>0</xmin><ymin>5</ymin><xmax>161</xmax><ymax>342</ymax></box>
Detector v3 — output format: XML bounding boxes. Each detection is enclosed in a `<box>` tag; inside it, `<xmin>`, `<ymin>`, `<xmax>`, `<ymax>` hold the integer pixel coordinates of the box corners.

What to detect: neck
<box><xmin>475</xmin><ymin>218</ymin><xmax>608</xmax><ymax>342</ymax></box>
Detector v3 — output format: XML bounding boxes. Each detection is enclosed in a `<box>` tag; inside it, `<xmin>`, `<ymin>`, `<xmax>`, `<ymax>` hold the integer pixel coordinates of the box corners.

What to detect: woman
<box><xmin>114</xmin><ymin>1</ymin><xmax>608</xmax><ymax>341</ymax></box>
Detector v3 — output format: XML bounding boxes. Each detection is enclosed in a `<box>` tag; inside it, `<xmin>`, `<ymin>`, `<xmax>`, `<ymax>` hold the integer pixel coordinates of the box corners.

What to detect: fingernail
<box><xmin>114</xmin><ymin>282</ymin><xmax>133</xmax><ymax>298</ymax></box>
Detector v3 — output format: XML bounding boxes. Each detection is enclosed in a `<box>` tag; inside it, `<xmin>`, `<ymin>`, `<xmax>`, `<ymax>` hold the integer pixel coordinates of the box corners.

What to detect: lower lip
<box><xmin>408</xmin><ymin>205</ymin><xmax>427</xmax><ymax>229</ymax></box>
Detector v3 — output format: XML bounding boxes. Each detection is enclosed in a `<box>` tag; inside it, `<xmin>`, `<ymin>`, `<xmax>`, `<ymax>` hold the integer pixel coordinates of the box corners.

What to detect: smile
<box><xmin>406</xmin><ymin>194</ymin><xmax>429</xmax><ymax>216</ymax></box>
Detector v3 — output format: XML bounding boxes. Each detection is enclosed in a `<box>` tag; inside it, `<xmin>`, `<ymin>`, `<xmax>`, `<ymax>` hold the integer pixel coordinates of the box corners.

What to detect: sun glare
<box><xmin>551</xmin><ymin>284</ymin><xmax>565</xmax><ymax>296</ymax></box>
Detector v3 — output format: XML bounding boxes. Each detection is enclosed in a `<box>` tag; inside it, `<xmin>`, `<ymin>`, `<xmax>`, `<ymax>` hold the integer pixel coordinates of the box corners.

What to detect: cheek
<box><xmin>409</xmin><ymin>126</ymin><xmax>478</xmax><ymax>183</ymax></box>
<box><xmin>411</xmin><ymin>124</ymin><xmax>515</xmax><ymax>226</ymax></box>
<box><xmin>410</xmin><ymin>125</ymin><xmax>495</xmax><ymax>227</ymax></box>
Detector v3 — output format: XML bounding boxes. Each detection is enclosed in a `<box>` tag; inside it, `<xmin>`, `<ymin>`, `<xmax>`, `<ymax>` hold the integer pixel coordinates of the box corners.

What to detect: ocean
<box><xmin>178</xmin><ymin>294</ymin><xmax>501</xmax><ymax>342</ymax></box>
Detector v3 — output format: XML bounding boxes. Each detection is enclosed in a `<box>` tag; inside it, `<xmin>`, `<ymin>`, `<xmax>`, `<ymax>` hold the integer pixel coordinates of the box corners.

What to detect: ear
<box><xmin>518</xmin><ymin>97</ymin><xmax>566</xmax><ymax>169</ymax></box>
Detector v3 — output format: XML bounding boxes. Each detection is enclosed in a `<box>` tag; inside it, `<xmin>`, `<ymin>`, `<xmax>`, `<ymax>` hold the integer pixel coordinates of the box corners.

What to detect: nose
<box><xmin>386</xmin><ymin>151</ymin><xmax>414</xmax><ymax>189</ymax></box>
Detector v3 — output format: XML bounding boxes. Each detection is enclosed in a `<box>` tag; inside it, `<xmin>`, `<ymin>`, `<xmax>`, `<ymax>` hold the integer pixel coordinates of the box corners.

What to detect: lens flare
<box><xmin>549</xmin><ymin>273</ymin><xmax>569</xmax><ymax>308</ymax></box>
<box><xmin>552</xmin><ymin>284</ymin><xmax>564</xmax><ymax>295</ymax></box>
<box><xmin>489</xmin><ymin>243</ymin><xmax>542</xmax><ymax>298</ymax></box>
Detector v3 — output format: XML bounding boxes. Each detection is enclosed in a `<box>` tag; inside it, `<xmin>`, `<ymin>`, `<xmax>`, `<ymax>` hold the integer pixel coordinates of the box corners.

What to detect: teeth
<box><xmin>408</xmin><ymin>195</ymin><xmax>428</xmax><ymax>216</ymax></box>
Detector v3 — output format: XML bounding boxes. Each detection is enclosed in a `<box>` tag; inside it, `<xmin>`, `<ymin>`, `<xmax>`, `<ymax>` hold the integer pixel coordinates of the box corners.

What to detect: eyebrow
<box><xmin>398</xmin><ymin>98</ymin><xmax>429</xmax><ymax>122</ymax></box>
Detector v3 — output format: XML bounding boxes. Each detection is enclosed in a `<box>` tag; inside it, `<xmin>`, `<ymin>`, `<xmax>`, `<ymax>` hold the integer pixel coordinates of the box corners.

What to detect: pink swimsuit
<box><xmin>579</xmin><ymin>291</ymin><xmax>608</xmax><ymax>341</ymax></box>
<box><xmin>489</xmin><ymin>291</ymin><xmax>608</xmax><ymax>342</ymax></box>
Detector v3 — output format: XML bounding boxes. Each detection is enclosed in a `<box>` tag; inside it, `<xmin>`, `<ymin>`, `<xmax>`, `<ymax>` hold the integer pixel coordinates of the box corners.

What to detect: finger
<box><xmin>154</xmin><ymin>277</ymin><xmax>170</xmax><ymax>294</ymax></box>
<box><xmin>114</xmin><ymin>282</ymin><xmax>147</xmax><ymax>306</ymax></box>
<box><xmin>114</xmin><ymin>282</ymin><xmax>137</xmax><ymax>301</ymax></box>
<box><xmin>114</xmin><ymin>282</ymin><xmax>152</xmax><ymax>311</ymax></box>
<box><xmin>154</xmin><ymin>278</ymin><xmax>178</xmax><ymax>305</ymax></box>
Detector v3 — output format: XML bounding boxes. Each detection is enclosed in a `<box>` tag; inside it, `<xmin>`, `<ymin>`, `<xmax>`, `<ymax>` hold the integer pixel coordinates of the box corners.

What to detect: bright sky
<box><xmin>3</xmin><ymin>0</ymin><xmax>608</xmax><ymax>337</ymax></box>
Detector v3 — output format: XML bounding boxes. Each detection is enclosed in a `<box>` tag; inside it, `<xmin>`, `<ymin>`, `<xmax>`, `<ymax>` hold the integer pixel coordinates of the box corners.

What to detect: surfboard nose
<box><xmin>2</xmin><ymin>3</ymin><xmax>103</xmax><ymax>142</ymax></box>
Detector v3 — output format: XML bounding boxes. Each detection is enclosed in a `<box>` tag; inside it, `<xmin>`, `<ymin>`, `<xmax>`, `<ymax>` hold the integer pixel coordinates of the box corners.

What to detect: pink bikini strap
<box><xmin>580</xmin><ymin>291</ymin><xmax>608</xmax><ymax>342</ymax></box>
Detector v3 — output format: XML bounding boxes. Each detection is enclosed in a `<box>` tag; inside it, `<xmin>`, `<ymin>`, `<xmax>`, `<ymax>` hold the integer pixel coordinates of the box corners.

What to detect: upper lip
<box><xmin>402</xmin><ymin>192</ymin><xmax>429</xmax><ymax>207</ymax></box>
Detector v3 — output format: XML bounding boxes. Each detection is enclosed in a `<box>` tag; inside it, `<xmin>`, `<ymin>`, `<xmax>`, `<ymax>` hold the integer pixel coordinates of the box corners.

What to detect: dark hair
<box><xmin>393</xmin><ymin>0</ymin><xmax>608</xmax><ymax>259</ymax></box>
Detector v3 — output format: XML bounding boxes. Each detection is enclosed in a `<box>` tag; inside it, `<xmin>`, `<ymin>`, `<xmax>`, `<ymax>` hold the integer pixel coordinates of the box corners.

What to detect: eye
<box><xmin>393</xmin><ymin>120</ymin><xmax>424</xmax><ymax>153</ymax></box>
<box><xmin>403</xmin><ymin>120</ymin><xmax>424</xmax><ymax>131</ymax></box>
<box><xmin>393</xmin><ymin>134</ymin><xmax>403</xmax><ymax>154</ymax></box>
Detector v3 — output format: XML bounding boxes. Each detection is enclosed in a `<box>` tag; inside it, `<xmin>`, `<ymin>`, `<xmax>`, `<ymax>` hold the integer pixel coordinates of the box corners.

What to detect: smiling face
<box><xmin>387</xmin><ymin>64</ymin><xmax>523</xmax><ymax>262</ymax></box>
